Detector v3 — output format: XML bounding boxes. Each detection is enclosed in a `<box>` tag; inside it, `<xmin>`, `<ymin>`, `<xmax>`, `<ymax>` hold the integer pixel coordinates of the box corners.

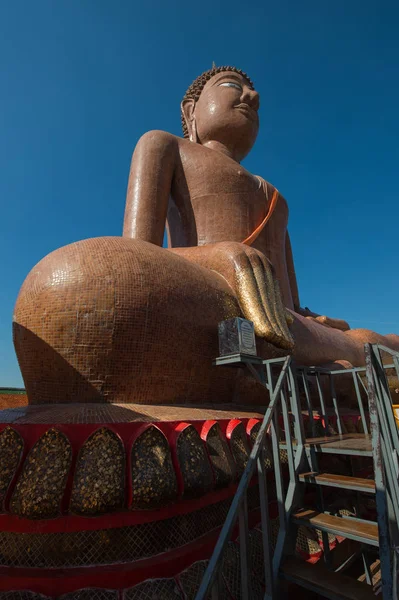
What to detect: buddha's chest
<box><xmin>176</xmin><ymin>145</ymin><xmax>260</xmax><ymax>197</ymax></box>
<box><xmin>170</xmin><ymin>143</ymin><xmax>288</xmax><ymax>247</ymax></box>
<box><xmin>172</xmin><ymin>146</ymin><xmax>265</xmax><ymax>240</ymax></box>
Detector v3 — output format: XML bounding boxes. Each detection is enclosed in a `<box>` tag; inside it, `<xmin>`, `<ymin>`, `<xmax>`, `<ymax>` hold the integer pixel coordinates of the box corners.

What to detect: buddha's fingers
<box><xmin>272</xmin><ymin>277</ymin><xmax>295</xmax><ymax>350</ymax></box>
<box><xmin>256</xmin><ymin>258</ymin><xmax>294</xmax><ymax>351</ymax></box>
<box><xmin>236</xmin><ymin>252</ymin><xmax>293</xmax><ymax>350</ymax></box>
<box><xmin>233</xmin><ymin>254</ymin><xmax>275</xmax><ymax>339</ymax></box>
<box><xmin>252</xmin><ymin>259</ymin><xmax>284</xmax><ymax>341</ymax></box>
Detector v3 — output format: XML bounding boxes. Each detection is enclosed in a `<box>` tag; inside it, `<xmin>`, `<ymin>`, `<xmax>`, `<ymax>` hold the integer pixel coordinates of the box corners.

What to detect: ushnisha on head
<box><xmin>181</xmin><ymin>66</ymin><xmax>260</xmax><ymax>162</ymax></box>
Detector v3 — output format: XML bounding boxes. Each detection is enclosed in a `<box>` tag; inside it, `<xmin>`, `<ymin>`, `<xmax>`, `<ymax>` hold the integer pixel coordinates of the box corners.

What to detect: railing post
<box><xmin>372</xmin><ymin>345</ymin><xmax>399</xmax><ymax>456</ymax></box>
<box><xmin>195</xmin><ymin>356</ymin><xmax>291</xmax><ymax>599</ymax></box>
<box><xmin>239</xmin><ymin>493</ymin><xmax>251</xmax><ymax>599</ymax></box>
<box><xmin>257</xmin><ymin>445</ymin><xmax>273</xmax><ymax>599</ymax></box>
<box><xmin>266</xmin><ymin>362</ymin><xmax>286</xmax><ymax>533</ymax></box>
<box><xmin>280</xmin><ymin>379</ymin><xmax>296</xmax><ymax>485</ymax></box>
<box><xmin>287</xmin><ymin>364</ymin><xmax>307</xmax><ymax>460</ymax></box>
<box><xmin>315</xmin><ymin>372</ymin><xmax>329</xmax><ymax>435</ymax></box>
<box><xmin>352</xmin><ymin>370</ymin><xmax>369</xmax><ymax>434</ymax></box>
<box><xmin>365</xmin><ymin>343</ymin><xmax>394</xmax><ymax>600</ymax></box>
<box><xmin>300</xmin><ymin>369</ymin><xmax>315</xmax><ymax>438</ymax></box>
<box><xmin>330</xmin><ymin>375</ymin><xmax>343</xmax><ymax>435</ymax></box>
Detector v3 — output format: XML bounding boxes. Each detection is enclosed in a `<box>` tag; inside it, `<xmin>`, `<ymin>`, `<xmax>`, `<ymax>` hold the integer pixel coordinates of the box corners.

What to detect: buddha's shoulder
<box><xmin>135</xmin><ymin>130</ymin><xmax>188</xmax><ymax>153</ymax></box>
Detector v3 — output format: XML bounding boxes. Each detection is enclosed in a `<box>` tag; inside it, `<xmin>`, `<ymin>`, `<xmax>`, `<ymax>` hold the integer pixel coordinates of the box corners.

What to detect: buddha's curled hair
<box><xmin>181</xmin><ymin>66</ymin><xmax>255</xmax><ymax>138</ymax></box>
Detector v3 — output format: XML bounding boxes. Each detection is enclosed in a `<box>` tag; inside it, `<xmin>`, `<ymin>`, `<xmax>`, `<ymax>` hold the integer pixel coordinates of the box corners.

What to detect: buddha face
<box><xmin>183</xmin><ymin>71</ymin><xmax>260</xmax><ymax>161</ymax></box>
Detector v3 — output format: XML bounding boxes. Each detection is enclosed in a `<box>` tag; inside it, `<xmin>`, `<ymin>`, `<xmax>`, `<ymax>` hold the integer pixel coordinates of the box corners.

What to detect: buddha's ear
<box><xmin>181</xmin><ymin>99</ymin><xmax>198</xmax><ymax>142</ymax></box>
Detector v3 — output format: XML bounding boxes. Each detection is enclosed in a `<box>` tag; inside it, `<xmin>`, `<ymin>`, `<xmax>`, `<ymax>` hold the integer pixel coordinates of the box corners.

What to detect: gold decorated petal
<box><xmin>10</xmin><ymin>429</ymin><xmax>71</xmax><ymax>519</ymax></box>
<box><xmin>0</xmin><ymin>427</ymin><xmax>23</xmax><ymax>509</ymax></box>
<box><xmin>206</xmin><ymin>423</ymin><xmax>235</xmax><ymax>487</ymax></box>
<box><xmin>230</xmin><ymin>423</ymin><xmax>250</xmax><ymax>476</ymax></box>
<box><xmin>177</xmin><ymin>426</ymin><xmax>213</xmax><ymax>498</ymax></box>
<box><xmin>70</xmin><ymin>428</ymin><xmax>125</xmax><ymax>516</ymax></box>
<box><xmin>131</xmin><ymin>426</ymin><xmax>177</xmax><ymax>510</ymax></box>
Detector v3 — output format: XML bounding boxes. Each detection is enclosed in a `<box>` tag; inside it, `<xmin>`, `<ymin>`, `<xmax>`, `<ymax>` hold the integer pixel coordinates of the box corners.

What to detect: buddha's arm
<box><xmin>123</xmin><ymin>131</ymin><xmax>177</xmax><ymax>246</ymax></box>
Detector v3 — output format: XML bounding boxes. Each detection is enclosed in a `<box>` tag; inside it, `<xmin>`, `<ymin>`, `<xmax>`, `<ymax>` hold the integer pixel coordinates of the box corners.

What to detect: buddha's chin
<box><xmin>231</xmin><ymin>114</ymin><xmax>259</xmax><ymax>140</ymax></box>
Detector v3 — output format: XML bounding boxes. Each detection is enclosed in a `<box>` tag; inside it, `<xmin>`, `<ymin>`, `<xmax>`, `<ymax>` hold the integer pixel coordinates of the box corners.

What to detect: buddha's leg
<box><xmin>290</xmin><ymin>310</ymin><xmax>399</xmax><ymax>366</ymax></box>
<box><xmin>13</xmin><ymin>237</ymin><xmax>283</xmax><ymax>406</ymax></box>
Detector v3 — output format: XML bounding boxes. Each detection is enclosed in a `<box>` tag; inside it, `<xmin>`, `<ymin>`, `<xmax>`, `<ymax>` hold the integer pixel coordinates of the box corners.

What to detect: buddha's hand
<box><xmin>170</xmin><ymin>242</ymin><xmax>294</xmax><ymax>351</ymax></box>
<box><xmin>299</xmin><ymin>308</ymin><xmax>350</xmax><ymax>331</ymax></box>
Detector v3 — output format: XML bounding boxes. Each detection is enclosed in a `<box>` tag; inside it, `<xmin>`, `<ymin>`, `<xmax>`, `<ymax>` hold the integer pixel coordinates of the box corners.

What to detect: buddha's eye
<box><xmin>219</xmin><ymin>82</ymin><xmax>242</xmax><ymax>91</ymax></box>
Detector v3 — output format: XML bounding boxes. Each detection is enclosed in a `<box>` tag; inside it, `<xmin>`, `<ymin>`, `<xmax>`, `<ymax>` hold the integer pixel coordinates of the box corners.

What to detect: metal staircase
<box><xmin>195</xmin><ymin>343</ymin><xmax>399</xmax><ymax>599</ymax></box>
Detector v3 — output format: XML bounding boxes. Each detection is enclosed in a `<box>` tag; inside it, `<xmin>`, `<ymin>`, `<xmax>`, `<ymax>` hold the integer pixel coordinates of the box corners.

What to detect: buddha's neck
<box><xmin>201</xmin><ymin>140</ymin><xmax>242</xmax><ymax>163</ymax></box>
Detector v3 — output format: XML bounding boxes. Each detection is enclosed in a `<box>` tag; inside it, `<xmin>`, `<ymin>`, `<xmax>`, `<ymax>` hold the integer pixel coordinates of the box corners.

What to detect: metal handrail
<box><xmin>195</xmin><ymin>355</ymin><xmax>306</xmax><ymax>599</ymax></box>
<box><xmin>196</xmin><ymin>344</ymin><xmax>399</xmax><ymax>599</ymax></box>
<box><xmin>365</xmin><ymin>343</ymin><xmax>399</xmax><ymax>600</ymax></box>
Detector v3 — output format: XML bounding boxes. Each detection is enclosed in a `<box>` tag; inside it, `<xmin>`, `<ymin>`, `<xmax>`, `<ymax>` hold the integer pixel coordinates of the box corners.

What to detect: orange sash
<box><xmin>241</xmin><ymin>178</ymin><xmax>279</xmax><ymax>246</ymax></box>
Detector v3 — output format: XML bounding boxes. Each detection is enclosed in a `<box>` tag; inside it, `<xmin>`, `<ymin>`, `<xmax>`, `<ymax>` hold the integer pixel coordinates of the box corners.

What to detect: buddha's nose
<box><xmin>241</xmin><ymin>88</ymin><xmax>260</xmax><ymax>111</ymax></box>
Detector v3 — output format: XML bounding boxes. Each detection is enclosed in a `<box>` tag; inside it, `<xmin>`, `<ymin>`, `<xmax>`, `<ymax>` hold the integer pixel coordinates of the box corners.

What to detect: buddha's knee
<box><xmin>13</xmin><ymin>237</ymin><xmax>240</xmax><ymax>405</ymax></box>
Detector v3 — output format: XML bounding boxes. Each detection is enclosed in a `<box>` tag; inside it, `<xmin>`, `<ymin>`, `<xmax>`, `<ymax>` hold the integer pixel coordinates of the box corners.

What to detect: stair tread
<box><xmin>281</xmin><ymin>434</ymin><xmax>372</xmax><ymax>455</ymax></box>
<box><xmin>292</xmin><ymin>509</ymin><xmax>378</xmax><ymax>544</ymax></box>
<box><xmin>299</xmin><ymin>472</ymin><xmax>375</xmax><ymax>491</ymax></box>
<box><xmin>305</xmin><ymin>434</ymin><xmax>372</xmax><ymax>453</ymax></box>
<box><xmin>281</xmin><ymin>557</ymin><xmax>377</xmax><ymax>600</ymax></box>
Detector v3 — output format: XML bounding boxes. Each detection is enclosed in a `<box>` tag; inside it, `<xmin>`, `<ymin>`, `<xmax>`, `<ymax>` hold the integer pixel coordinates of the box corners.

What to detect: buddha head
<box><xmin>181</xmin><ymin>66</ymin><xmax>260</xmax><ymax>162</ymax></box>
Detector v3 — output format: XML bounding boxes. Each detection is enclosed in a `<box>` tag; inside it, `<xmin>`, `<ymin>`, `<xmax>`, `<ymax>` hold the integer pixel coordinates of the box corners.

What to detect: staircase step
<box><xmin>298</xmin><ymin>472</ymin><xmax>375</xmax><ymax>493</ymax></box>
<box><xmin>280</xmin><ymin>557</ymin><xmax>377</xmax><ymax>600</ymax></box>
<box><xmin>280</xmin><ymin>433</ymin><xmax>372</xmax><ymax>456</ymax></box>
<box><xmin>292</xmin><ymin>509</ymin><xmax>379</xmax><ymax>546</ymax></box>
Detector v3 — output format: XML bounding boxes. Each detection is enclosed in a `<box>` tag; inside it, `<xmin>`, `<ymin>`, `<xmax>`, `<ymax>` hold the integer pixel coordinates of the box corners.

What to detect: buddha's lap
<box><xmin>13</xmin><ymin>236</ymin><xmax>399</xmax><ymax>404</ymax></box>
<box><xmin>13</xmin><ymin>237</ymin><xmax>247</xmax><ymax>405</ymax></box>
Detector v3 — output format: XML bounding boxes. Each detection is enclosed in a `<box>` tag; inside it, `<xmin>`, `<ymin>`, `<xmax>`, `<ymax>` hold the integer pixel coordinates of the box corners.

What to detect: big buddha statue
<box><xmin>1</xmin><ymin>65</ymin><xmax>398</xmax><ymax>599</ymax></box>
<box><xmin>12</xmin><ymin>65</ymin><xmax>399</xmax><ymax>406</ymax></box>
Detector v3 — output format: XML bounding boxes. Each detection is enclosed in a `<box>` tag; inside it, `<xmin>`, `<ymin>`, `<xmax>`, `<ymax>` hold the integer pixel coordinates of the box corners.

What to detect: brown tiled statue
<box><xmin>2</xmin><ymin>65</ymin><xmax>398</xmax><ymax>598</ymax></box>
<box><xmin>13</xmin><ymin>65</ymin><xmax>399</xmax><ymax>405</ymax></box>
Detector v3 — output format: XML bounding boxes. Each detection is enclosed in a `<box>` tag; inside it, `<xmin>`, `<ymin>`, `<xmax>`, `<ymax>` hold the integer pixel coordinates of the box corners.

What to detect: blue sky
<box><xmin>1</xmin><ymin>1</ymin><xmax>398</xmax><ymax>386</ymax></box>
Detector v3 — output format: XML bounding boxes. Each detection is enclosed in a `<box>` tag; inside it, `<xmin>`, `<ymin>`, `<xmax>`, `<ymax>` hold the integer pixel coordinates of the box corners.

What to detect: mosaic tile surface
<box><xmin>13</xmin><ymin>237</ymin><xmax>251</xmax><ymax>406</ymax></box>
<box><xmin>0</xmin><ymin>403</ymin><xmax>265</xmax><ymax>424</ymax></box>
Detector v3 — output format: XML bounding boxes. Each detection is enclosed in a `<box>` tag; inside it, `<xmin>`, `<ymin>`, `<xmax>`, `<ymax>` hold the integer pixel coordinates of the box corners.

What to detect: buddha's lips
<box><xmin>235</xmin><ymin>103</ymin><xmax>258</xmax><ymax>121</ymax></box>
